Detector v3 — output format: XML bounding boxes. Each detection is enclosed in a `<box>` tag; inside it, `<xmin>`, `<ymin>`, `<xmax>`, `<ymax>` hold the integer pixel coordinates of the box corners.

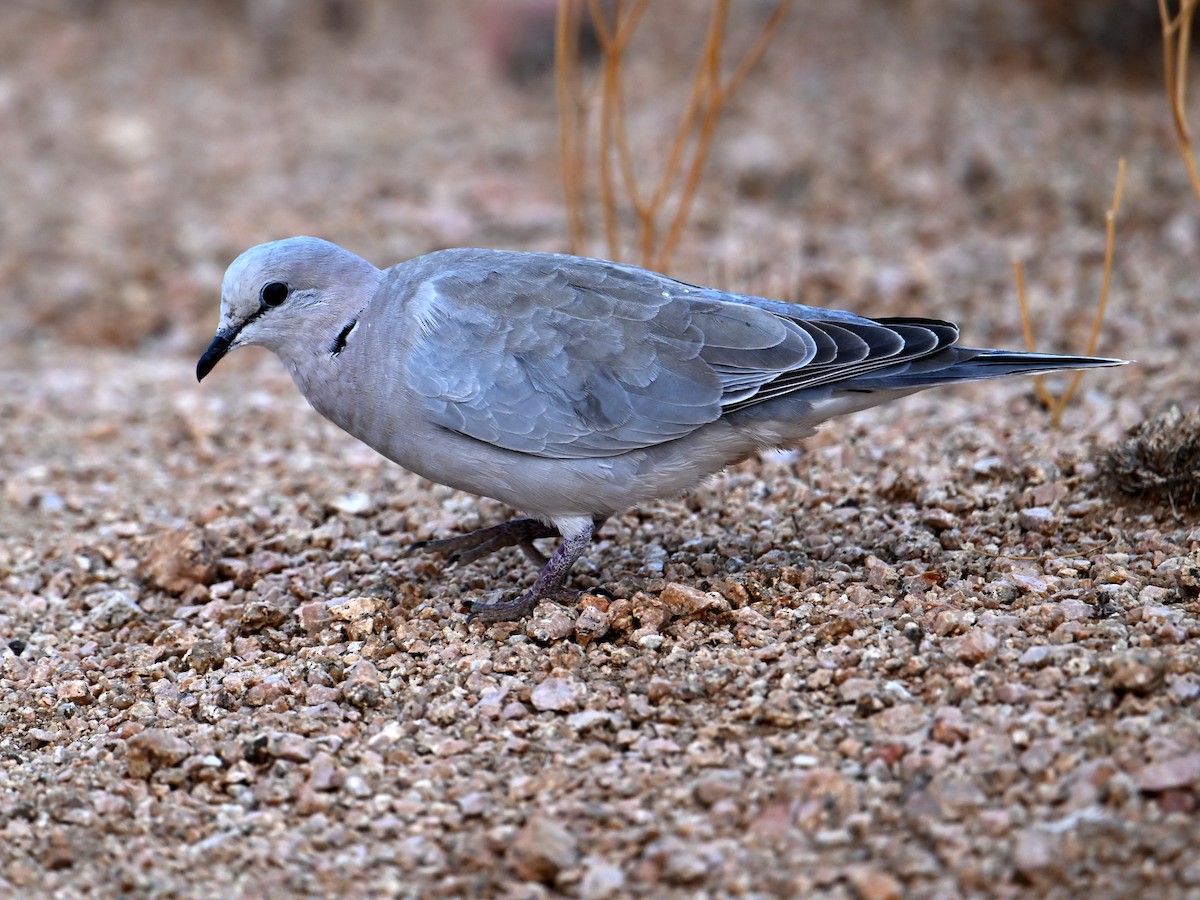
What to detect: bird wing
<box><xmin>403</xmin><ymin>252</ymin><xmax>958</xmax><ymax>459</ymax></box>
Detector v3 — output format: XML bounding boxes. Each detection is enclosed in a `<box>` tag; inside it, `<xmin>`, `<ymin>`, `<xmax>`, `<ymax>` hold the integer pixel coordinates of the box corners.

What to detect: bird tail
<box><xmin>842</xmin><ymin>347</ymin><xmax>1129</xmax><ymax>391</ymax></box>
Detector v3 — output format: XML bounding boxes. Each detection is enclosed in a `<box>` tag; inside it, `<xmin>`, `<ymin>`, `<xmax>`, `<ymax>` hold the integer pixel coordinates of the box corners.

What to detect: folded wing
<box><xmin>404</xmin><ymin>252</ymin><xmax>962</xmax><ymax>459</ymax></box>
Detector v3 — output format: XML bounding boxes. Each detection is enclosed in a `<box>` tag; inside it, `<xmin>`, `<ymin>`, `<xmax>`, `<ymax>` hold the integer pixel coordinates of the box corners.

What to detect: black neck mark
<box><xmin>330</xmin><ymin>318</ymin><xmax>358</xmax><ymax>357</ymax></box>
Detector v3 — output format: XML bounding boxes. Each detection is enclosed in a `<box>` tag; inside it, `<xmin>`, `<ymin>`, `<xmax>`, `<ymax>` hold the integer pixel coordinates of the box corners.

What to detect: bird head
<box><xmin>197</xmin><ymin>236</ymin><xmax>382</xmax><ymax>381</ymax></box>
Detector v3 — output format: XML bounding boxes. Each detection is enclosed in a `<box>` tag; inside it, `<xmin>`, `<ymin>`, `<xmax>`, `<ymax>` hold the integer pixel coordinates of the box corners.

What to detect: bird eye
<box><xmin>261</xmin><ymin>282</ymin><xmax>290</xmax><ymax>307</ymax></box>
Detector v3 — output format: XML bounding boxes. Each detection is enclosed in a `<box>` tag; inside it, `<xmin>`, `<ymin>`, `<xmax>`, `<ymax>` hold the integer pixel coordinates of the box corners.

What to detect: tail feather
<box><xmin>842</xmin><ymin>347</ymin><xmax>1130</xmax><ymax>391</ymax></box>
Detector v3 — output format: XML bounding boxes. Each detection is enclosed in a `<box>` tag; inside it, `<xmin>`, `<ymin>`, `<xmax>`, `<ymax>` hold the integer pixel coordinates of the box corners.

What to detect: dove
<box><xmin>197</xmin><ymin>237</ymin><xmax>1125</xmax><ymax>622</ymax></box>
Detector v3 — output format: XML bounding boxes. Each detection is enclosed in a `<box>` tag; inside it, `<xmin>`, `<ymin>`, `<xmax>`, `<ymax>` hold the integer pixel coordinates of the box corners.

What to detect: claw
<box><xmin>465</xmin><ymin>526</ymin><xmax>593</xmax><ymax>624</ymax></box>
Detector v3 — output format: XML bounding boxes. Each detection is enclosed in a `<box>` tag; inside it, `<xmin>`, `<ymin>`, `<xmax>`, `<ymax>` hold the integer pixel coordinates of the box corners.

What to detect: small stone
<box><xmin>457</xmin><ymin>791</ymin><xmax>491</xmax><ymax>817</ymax></box>
<box><xmin>267</xmin><ymin>732</ymin><xmax>314</xmax><ymax>763</ymax></box>
<box><xmin>660</xmin><ymin>582</ymin><xmax>729</xmax><ymax>618</ymax></box>
<box><xmin>137</xmin><ymin>525</ymin><xmax>218</xmax><ymax>594</ymax></box>
<box><xmin>1172</xmin><ymin>556</ymin><xmax>1200</xmax><ymax>598</ymax></box>
<box><xmin>574</xmin><ymin>605</ymin><xmax>610</xmax><ymax>645</ymax></box>
<box><xmin>525</xmin><ymin>607</ymin><xmax>575</xmax><ymax>642</ymax></box>
<box><xmin>694</xmin><ymin>769</ymin><xmax>743</xmax><ymax>807</ymax></box>
<box><xmin>1100</xmin><ymin>649</ymin><xmax>1165</xmax><ymax>695</ymax></box>
<box><xmin>244</xmin><ymin>680</ymin><xmax>283</xmax><ymax>707</ymax></box>
<box><xmin>330</xmin><ymin>491</ymin><xmax>374</xmax><ymax>515</ymax></box>
<box><xmin>846</xmin><ymin>865</ymin><xmax>903</xmax><ymax>900</ymax></box>
<box><xmin>946</xmin><ymin>628</ymin><xmax>998</xmax><ymax>665</ymax></box>
<box><xmin>579</xmin><ymin>860</ymin><xmax>626</xmax><ymax>900</ymax></box>
<box><xmin>931</xmin><ymin>706</ymin><xmax>970</xmax><ymax>745</ymax></box>
<box><xmin>342</xmin><ymin>659</ymin><xmax>382</xmax><ymax>708</ymax></box>
<box><xmin>662</xmin><ymin>846</ymin><xmax>709</xmax><ymax>884</ymax></box>
<box><xmin>57</xmin><ymin>680</ymin><xmax>91</xmax><ymax>705</ymax></box>
<box><xmin>566</xmin><ymin>709</ymin><xmax>613</xmax><ymax>731</ymax></box>
<box><xmin>507</xmin><ymin>813</ymin><xmax>579</xmax><ymax>883</ymax></box>
<box><xmin>297</xmin><ymin>600</ymin><xmax>333</xmax><ymax>634</ymax></box>
<box><xmin>183</xmin><ymin>640</ymin><xmax>226</xmax><ymax>673</ymax></box>
<box><xmin>1169</xmin><ymin>675</ymin><xmax>1200</xmax><ymax>705</ymax></box>
<box><xmin>1012</xmin><ymin>828</ymin><xmax>1064</xmax><ymax>883</ymax></box>
<box><xmin>1019</xmin><ymin>646</ymin><xmax>1053</xmax><ymax>668</ymax></box>
<box><xmin>29</xmin><ymin>728</ymin><xmax>58</xmax><ymax>745</ymax></box>
<box><xmin>304</xmin><ymin>684</ymin><xmax>341</xmax><ymax>705</ymax></box>
<box><xmin>126</xmin><ymin>728</ymin><xmax>191</xmax><ymax>778</ymax></box>
<box><xmin>41</xmin><ymin>829</ymin><xmax>76</xmax><ymax>871</ymax></box>
<box><xmin>531</xmin><ymin>676</ymin><xmax>583</xmax><ymax>712</ymax></box>
<box><xmin>1058</xmin><ymin>598</ymin><xmax>1093</xmax><ymax>621</ymax></box>
<box><xmin>1018</xmin><ymin>507</ymin><xmax>1056</xmax><ymax>534</ymax></box>
<box><xmin>839</xmin><ymin>678</ymin><xmax>876</xmax><ymax>703</ymax></box>
<box><xmin>646</xmin><ymin>676</ymin><xmax>674</xmax><ymax>703</ymax></box>
<box><xmin>328</xmin><ymin>596</ymin><xmax>389</xmax><ymax>641</ymax></box>
<box><xmin>307</xmin><ymin>751</ymin><xmax>344</xmax><ymax>792</ymax></box>
<box><xmin>88</xmin><ymin>590</ymin><xmax>143</xmax><ymax>630</ymax></box>
<box><xmin>500</xmin><ymin>700</ymin><xmax>529</xmax><ymax>720</ymax></box>
<box><xmin>1010</xmin><ymin>571</ymin><xmax>1049</xmax><ymax>594</ymax></box>
<box><xmin>920</xmin><ymin>508</ymin><xmax>960</xmax><ymax>532</ymax></box>
<box><xmin>1136</xmin><ymin>753</ymin><xmax>1200</xmax><ymax>792</ymax></box>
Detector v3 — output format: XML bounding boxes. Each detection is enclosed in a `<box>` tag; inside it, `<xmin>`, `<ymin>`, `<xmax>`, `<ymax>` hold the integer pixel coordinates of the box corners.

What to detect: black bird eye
<box><xmin>261</xmin><ymin>282</ymin><xmax>290</xmax><ymax>307</ymax></box>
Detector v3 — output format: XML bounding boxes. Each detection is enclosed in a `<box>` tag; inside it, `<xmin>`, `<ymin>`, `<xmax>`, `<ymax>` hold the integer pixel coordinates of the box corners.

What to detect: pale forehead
<box><xmin>221</xmin><ymin>237</ymin><xmax>345</xmax><ymax>305</ymax></box>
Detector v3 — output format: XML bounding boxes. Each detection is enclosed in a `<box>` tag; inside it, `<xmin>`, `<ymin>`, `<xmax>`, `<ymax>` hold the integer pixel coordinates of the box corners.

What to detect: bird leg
<box><xmin>406</xmin><ymin>517</ymin><xmax>557</xmax><ymax>566</ymax></box>
<box><xmin>465</xmin><ymin>523</ymin><xmax>594</xmax><ymax>623</ymax></box>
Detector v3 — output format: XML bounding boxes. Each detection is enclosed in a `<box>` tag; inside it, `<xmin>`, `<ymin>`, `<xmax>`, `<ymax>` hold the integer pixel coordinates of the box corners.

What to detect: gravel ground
<box><xmin>2</xmin><ymin>2</ymin><xmax>1198</xmax><ymax>897</ymax></box>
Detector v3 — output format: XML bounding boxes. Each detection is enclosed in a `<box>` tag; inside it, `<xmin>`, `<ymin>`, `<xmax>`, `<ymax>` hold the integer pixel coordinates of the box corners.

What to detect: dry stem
<box><xmin>1015</xmin><ymin>158</ymin><xmax>1126</xmax><ymax>427</ymax></box>
<box><xmin>1159</xmin><ymin>0</ymin><xmax>1200</xmax><ymax>205</ymax></box>
<box><xmin>557</xmin><ymin>0</ymin><xmax>793</xmax><ymax>269</ymax></box>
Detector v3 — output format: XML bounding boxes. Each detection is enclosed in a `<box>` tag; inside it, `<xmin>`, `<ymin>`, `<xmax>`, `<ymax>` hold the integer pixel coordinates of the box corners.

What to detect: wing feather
<box><xmin>401</xmin><ymin>250</ymin><xmax>962</xmax><ymax>458</ymax></box>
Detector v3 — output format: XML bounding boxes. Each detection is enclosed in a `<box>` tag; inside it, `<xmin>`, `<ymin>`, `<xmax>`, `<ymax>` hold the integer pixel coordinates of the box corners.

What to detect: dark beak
<box><xmin>196</xmin><ymin>331</ymin><xmax>234</xmax><ymax>382</ymax></box>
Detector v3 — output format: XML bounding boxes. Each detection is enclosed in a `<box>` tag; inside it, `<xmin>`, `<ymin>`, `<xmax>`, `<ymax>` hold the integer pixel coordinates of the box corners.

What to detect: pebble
<box><xmin>947</xmin><ymin>628</ymin><xmax>998</xmax><ymax>665</ymax></box>
<box><xmin>307</xmin><ymin>752</ymin><xmax>344</xmax><ymax>792</ymax></box>
<box><xmin>330</xmin><ymin>491</ymin><xmax>374</xmax><ymax>515</ymax></box>
<box><xmin>342</xmin><ymin>659</ymin><xmax>383</xmax><ymax>707</ymax></box>
<box><xmin>846</xmin><ymin>865</ymin><xmax>904</xmax><ymax>900</ymax></box>
<box><xmin>579</xmin><ymin>861</ymin><xmax>626</xmax><ymax>900</ymax></box>
<box><xmin>88</xmin><ymin>590</ymin><xmax>143</xmax><ymax>630</ymax></box>
<box><xmin>530</xmin><ymin>676</ymin><xmax>584</xmax><ymax>712</ymax></box>
<box><xmin>126</xmin><ymin>729</ymin><xmax>191</xmax><ymax>778</ymax></box>
<box><xmin>137</xmin><ymin>525</ymin><xmax>217</xmax><ymax>594</ymax></box>
<box><xmin>507</xmin><ymin>814</ymin><xmax>579</xmax><ymax>883</ymax></box>
<box><xmin>183</xmin><ymin>639</ymin><xmax>227</xmax><ymax>673</ymax></box>
<box><xmin>1012</xmin><ymin>828</ymin><xmax>1063</xmax><ymax>883</ymax></box>
<box><xmin>1136</xmin><ymin>753</ymin><xmax>1200</xmax><ymax>792</ymax></box>
<box><xmin>660</xmin><ymin>582</ymin><xmax>729</xmax><ymax>617</ymax></box>
<box><xmin>1018</xmin><ymin>507</ymin><xmax>1057</xmax><ymax>535</ymax></box>
<box><xmin>525</xmin><ymin>607</ymin><xmax>575</xmax><ymax>642</ymax></box>
<box><xmin>574</xmin><ymin>605</ymin><xmax>610</xmax><ymax>645</ymax></box>
<box><xmin>328</xmin><ymin>596</ymin><xmax>389</xmax><ymax>640</ymax></box>
<box><xmin>267</xmin><ymin>732</ymin><xmax>314</xmax><ymax>763</ymax></box>
<box><xmin>1100</xmin><ymin>649</ymin><xmax>1165</xmax><ymax>695</ymax></box>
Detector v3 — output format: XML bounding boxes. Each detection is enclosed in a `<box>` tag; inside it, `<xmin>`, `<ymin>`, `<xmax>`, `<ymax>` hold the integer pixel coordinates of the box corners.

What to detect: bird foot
<box><xmin>406</xmin><ymin>517</ymin><xmax>556</xmax><ymax>566</ymax></box>
<box><xmin>463</xmin><ymin>525</ymin><xmax>594</xmax><ymax>624</ymax></box>
<box><xmin>465</xmin><ymin>587</ymin><xmax>581</xmax><ymax>623</ymax></box>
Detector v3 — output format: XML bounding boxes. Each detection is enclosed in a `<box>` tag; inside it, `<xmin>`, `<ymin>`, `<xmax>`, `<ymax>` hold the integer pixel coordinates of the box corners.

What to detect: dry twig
<box><xmin>1015</xmin><ymin>158</ymin><xmax>1125</xmax><ymax>426</ymax></box>
<box><xmin>556</xmin><ymin>0</ymin><xmax>793</xmax><ymax>270</ymax></box>
<box><xmin>1158</xmin><ymin>0</ymin><xmax>1200</xmax><ymax>205</ymax></box>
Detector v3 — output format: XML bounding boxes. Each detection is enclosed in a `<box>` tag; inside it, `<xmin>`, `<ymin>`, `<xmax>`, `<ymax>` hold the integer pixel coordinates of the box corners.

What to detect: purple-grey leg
<box><xmin>465</xmin><ymin>520</ymin><xmax>596</xmax><ymax>623</ymax></box>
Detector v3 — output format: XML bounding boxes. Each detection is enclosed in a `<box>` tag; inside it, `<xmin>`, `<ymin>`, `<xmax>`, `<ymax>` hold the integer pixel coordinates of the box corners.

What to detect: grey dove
<box><xmin>197</xmin><ymin>237</ymin><xmax>1124</xmax><ymax>622</ymax></box>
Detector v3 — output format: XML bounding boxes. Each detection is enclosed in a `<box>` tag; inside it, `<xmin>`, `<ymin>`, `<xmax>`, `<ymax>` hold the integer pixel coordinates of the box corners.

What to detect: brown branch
<box><xmin>1015</xmin><ymin>158</ymin><xmax>1125</xmax><ymax>426</ymax></box>
<box><xmin>1014</xmin><ymin>260</ymin><xmax>1057</xmax><ymax>412</ymax></box>
<box><xmin>556</xmin><ymin>0</ymin><xmax>586</xmax><ymax>253</ymax></box>
<box><xmin>558</xmin><ymin>1</ymin><xmax>792</xmax><ymax>268</ymax></box>
<box><xmin>655</xmin><ymin>0</ymin><xmax>793</xmax><ymax>271</ymax></box>
<box><xmin>1159</xmin><ymin>0</ymin><xmax>1200</xmax><ymax>205</ymax></box>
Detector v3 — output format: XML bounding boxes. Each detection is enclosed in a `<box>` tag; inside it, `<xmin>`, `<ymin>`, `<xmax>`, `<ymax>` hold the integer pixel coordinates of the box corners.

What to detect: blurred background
<box><xmin>0</xmin><ymin>0</ymin><xmax>1187</xmax><ymax>366</ymax></box>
